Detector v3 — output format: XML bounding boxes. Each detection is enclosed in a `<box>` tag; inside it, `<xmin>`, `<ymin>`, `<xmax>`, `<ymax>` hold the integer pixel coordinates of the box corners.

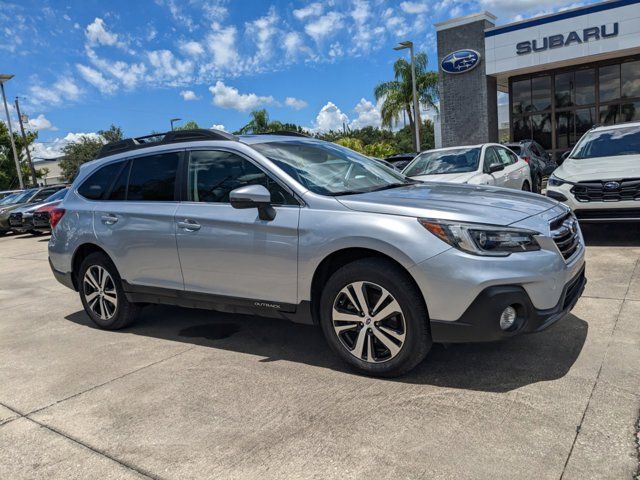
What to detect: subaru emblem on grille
<box><xmin>603</xmin><ymin>181</ymin><xmax>621</xmax><ymax>191</ymax></box>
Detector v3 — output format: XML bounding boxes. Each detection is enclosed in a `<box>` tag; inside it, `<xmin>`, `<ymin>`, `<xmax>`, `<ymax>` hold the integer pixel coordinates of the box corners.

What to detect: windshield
<box><xmin>403</xmin><ymin>148</ymin><xmax>481</xmax><ymax>176</ymax></box>
<box><xmin>0</xmin><ymin>193</ymin><xmax>19</xmax><ymax>205</ymax></box>
<box><xmin>571</xmin><ymin>125</ymin><xmax>640</xmax><ymax>159</ymax></box>
<box><xmin>10</xmin><ymin>188</ymin><xmax>37</xmax><ymax>204</ymax></box>
<box><xmin>251</xmin><ymin>140</ymin><xmax>412</xmax><ymax>196</ymax></box>
<box><xmin>43</xmin><ymin>188</ymin><xmax>68</xmax><ymax>203</ymax></box>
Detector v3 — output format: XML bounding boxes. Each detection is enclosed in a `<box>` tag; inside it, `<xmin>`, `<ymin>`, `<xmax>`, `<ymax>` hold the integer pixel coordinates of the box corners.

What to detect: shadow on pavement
<box><xmin>66</xmin><ymin>303</ymin><xmax>588</xmax><ymax>393</ymax></box>
<box><xmin>580</xmin><ymin>222</ymin><xmax>640</xmax><ymax>246</ymax></box>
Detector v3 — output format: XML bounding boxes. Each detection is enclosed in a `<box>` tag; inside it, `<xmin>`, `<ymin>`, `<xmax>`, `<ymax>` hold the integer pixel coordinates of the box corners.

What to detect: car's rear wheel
<box><xmin>319</xmin><ymin>258</ymin><xmax>431</xmax><ymax>377</ymax></box>
<box><xmin>78</xmin><ymin>252</ymin><xmax>140</xmax><ymax>330</ymax></box>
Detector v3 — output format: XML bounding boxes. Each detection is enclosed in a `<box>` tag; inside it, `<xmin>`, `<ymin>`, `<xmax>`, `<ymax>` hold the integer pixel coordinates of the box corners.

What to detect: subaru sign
<box><xmin>441</xmin><ymin>49</ymin><xmax>481</xmax><ymax>74</ymax></box>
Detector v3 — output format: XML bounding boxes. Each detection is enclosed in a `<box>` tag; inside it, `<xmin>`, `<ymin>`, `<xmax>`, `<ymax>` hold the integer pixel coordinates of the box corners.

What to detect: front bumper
<box><xmin>430</xmin><ymin>265</ymin><xmax>586</xmax><ymax>343</ymax></box>
<box><xmin>546</xmin><ymin>184</ymin><xmax>640</xmax><ymax>221</ymax></box>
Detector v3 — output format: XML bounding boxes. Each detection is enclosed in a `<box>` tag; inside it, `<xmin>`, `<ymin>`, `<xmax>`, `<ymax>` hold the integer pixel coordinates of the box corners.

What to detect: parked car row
<box><xmin>0</xmin><ymin>185</ymin><xmax>68</xmax><ymax>236</ymax></box>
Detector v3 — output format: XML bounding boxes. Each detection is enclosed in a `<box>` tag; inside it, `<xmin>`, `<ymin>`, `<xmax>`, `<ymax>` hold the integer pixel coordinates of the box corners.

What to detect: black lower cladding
<box><xmin>430</xmin><ymin>264</ymin><xmax>586</xmax><ymax>343</ymax></box>
<box><xmin>49</xmin><ymin>259</ymin><xmax>76</xmax><ymax>290</ymax></box>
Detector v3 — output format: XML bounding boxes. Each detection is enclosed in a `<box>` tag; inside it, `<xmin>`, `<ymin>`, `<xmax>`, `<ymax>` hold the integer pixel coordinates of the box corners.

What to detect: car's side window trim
<box><xmin>184</xmin><ymin>147</ymin><xmax>303</xmax><ymax>207</ymax></box>
<box><xmin>102</xmin><ymin>160</ymin><xmax>130</xmax><ymax>201</ymax></box>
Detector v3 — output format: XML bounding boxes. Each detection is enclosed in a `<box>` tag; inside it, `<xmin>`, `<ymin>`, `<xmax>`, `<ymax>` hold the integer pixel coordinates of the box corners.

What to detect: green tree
<box><xmin>0</xmin><ymin>121</ymin><xmax>46</xmax><ymax>189</ymax></box>
<box><xmin>59</xmin><ymin>125</ymin><xmax>124</xmax><ymax>181</ymax></box>
<box><xmin>334</xmin><ymin>137</ymin><xmax>365</xmax><ymax>153</ymax></box>
<box><xmin>374</xmin><ymin>52</ymin><xmax>438</xmax><ymax>151</ymax></box>
<box><xmin>235</xmin><ymin>109</ymin><xmax>305</xmax><ymax>135</ymax></box>
<box><xmin>363</xmin><ymin>142</ymin><xmax>395</xmax><ymax>158</ymax></box>
<box><xmin>175</xmin><ymin>120</ymin><xmax>200</xmax><ymax>130</ymax></box>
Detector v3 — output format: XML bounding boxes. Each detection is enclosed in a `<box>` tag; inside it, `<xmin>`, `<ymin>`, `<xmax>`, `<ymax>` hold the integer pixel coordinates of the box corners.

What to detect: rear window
<box><xmin>127</xmin><ymin>152</ymin><xmax>179</xmax><ymax>201</ymax></box>
<box><xmin>507</xmin><ymin>145</ymin><xmax>522</xmax><ymax>155</ymax></box>
<box><xmin>42</xmin><ymin>188</ymin><xmax>68</xmax><ymax>203</ymax></box>
<box><xmin>78</xmin><ymin>162</ymin><xmax>126</xmax><ymax>200</ymax></box>
<box><xmin>572</xmin><ymin>125</ymin><xmax>640</xmax><ymax>159</ymax></box>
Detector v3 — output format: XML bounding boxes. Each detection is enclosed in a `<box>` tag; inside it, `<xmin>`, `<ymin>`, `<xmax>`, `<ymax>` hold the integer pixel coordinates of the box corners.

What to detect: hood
<box><xmin>336</xmin><ymin>183</ymin><xmax>557</xmax><ymax>226</ymax></box>
<box><xmin>410</xmin><ymin>171</ymin><xmax>478</xmax><ymax>183</ymax></box>
<box><xmin>557</xmin><ymin>156</ymin><xmax>640</xmax><ymax>182</ymax></box>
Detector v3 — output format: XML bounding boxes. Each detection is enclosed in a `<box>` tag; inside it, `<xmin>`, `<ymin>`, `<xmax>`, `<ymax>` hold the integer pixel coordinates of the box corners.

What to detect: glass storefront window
<box><xmin>599</xmin><ymin>65</ymin><xmax>620</xmax><ymax>102</ymax></box>
<box><xmin>512</xmin><ymin>79</ymin><xmax>531</xmax><ymax>114</ymax></box>
<box><xmin>531</xmin><ymin>76</ymin><xmax>551</xmax><ymax>111</ymax></box>
<box><xmin>599</xmin><ymin>104</ymin><xmax>619</xmax><ymax>125</ymax></box>
<box><xmin>620</xmin><ymin>101</ymin><xmax>640</xmax><ymax>122</ymax></box>
<box><xmin>531</xmin><ymin>114</ymin><xmax>552</xmax><ymax>150</ymax></box>
<box><xmin>575</xmin><ymin>108</ymin><xmax>596</xmax><ymax>143</ymax></box>
<box><xmin>621</xmin><ymin>60</ymin><xmax>640</xmax><ymax>98</ymax></box>
<box><xmin>555</xmin><ymin>72</ymin><xmax>573</xmax><ymax>108</ymax></box>
<box><xmin>555</xmin><ymin>112</ymin><xmax>572</xmax><ymax>150</ymax></box>
<box><xmin>512</xmin><ymin>116</ymin><xmax>531</xmax><ymax>142</ymax></box>
<box><xmin>575</xmin><ymin>69</ymin><xmax>595</xmax><ymax>105</ymax></box>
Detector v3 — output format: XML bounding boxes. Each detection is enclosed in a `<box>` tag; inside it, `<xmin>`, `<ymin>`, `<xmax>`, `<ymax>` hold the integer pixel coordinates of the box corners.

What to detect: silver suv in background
<box><xmin>49</xmin><ymin>129</ymin><xmax>586</xmax><ymax>376</ymax></box>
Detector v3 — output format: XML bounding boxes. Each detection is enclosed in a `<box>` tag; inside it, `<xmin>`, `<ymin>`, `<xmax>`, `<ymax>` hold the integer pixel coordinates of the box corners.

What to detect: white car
<box><xmin>546</xmin><ymin>121</ymin><xmax>640</xmax><ymax>222</ymax></box>
<box><xmin>403</xmin><ymin>144</ymin><xmax>532</xmax><ymax>191</ymax></box>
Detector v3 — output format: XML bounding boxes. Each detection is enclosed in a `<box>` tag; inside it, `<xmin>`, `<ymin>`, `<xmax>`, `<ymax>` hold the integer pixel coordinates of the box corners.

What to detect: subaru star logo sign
<box><xmin>441</xmin><ymin>49</ymin><xmax>481</xmax><ymax>74</ymax></box>
<box><xmin>603</xmin><ymin>181</ymin><xmax>621</xmax><ymax>191</ymax></box>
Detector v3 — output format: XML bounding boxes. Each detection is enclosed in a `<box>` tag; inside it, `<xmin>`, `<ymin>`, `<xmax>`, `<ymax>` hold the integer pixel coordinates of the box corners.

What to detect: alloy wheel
<box><xmin>83</xmin><ymin>265</ymin><xmax>118</xmax><ymax>320</ymax></box>
<box><xmin>332</xmin><ymin>281</ymin><xmax>406</xmax><ymax>363</ymax></box>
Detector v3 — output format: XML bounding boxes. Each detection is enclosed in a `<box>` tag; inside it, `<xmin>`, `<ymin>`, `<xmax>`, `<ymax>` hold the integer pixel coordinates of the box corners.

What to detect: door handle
<box><xmin>101</xmin><ymin>214</ymin><xmax>118</xmax><ymax>225</ymax></box>
<box><xmin>177</xmin><ymin>219</ymin><xmax>201</xmax><ymax>231</ymax></box>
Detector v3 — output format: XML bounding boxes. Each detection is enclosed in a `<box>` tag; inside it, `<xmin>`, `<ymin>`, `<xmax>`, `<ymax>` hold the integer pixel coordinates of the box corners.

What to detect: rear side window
<box><xmin>127</xmin><ymin>153</ymin><xmax>179</xmax><ymax>201</ymax></box>
<box><xmin>496</xmin><ymin>148</ymin><xmax>517</xmax><ymax>166</ymax></box>
<box><xmin>78</xmin><ymin>162</ymin><xmax>126</xmax><ymax>200</ymax></box>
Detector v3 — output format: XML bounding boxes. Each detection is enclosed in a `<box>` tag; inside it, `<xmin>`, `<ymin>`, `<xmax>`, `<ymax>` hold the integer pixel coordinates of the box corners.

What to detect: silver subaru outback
<box><xmin>48</xmin><ymin>129</ymin><xmax>586</xmax><ymax>377</ymax></box>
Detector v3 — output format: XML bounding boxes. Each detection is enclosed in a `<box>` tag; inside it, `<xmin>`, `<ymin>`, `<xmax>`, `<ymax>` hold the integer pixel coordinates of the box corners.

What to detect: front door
<box><xmin>174</xmin><ymin>149</ymin><xmax>300</xmax><ymax>305</ymax></box>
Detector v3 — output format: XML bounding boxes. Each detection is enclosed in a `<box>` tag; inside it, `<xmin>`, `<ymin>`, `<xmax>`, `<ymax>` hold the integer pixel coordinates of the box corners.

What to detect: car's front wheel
<box><xmin>78</xmin><ymin>252</ymin><xmax>140</xmax><ymax>330</ymax></box>
<box><xmin>319</xmin><ymin>258</ymin><xmax>431</xmax><ymax>377</ymax></box>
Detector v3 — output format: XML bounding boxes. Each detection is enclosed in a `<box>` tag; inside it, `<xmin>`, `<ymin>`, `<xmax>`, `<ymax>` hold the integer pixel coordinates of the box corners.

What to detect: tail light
<box><xmin>36</xmin><ymin>202</ymin><xmax>60</xmax><ymax>213</ymax></box>
<box><xmin>49</xmin><ymin>208</ymin><xmax>66</xmax><ymax>229</ymax></box>
<box><xmin>521</xmin><ymin>156</ymin><xmax>530</xmax><ymax>164</ymax></box>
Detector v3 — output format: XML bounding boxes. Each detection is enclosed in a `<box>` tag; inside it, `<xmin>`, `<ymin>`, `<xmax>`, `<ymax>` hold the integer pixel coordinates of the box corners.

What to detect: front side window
<box><xmin>402</xmin><ymin>148</ymin><xmax>481</xmax><ymax>176</ymax></box>
<box><xmin>78</xmin><ymin>161</ymin><xmax>126</xmax><ymax>200</ymax></box>
<box><xmin>495</xmin><ymin>148</ymin><xmax>515</xmax><ymax>166</ymax></box>
<box><xmin>31</xmin><ymin>188</ymin><xmax>59</xmax><ymax>202</ymax></box>
<box><xmin>188</xmin><ymin>150</ymin><xmax>297</xmax><ymax>205</ymax></box>
<box><xmin>127</xmin><ymin>152</ymin><xmax>179</xmax><ymax>201</ymax></box>
<box><xmin>571</xmin><ymin>125</ymin><xmax>640</xmax><ymax>159</ymax></box>
<box><xmin>251</xmin><ymin>140</ymin><xmax>410</xmax><ymax>195</ymax></box>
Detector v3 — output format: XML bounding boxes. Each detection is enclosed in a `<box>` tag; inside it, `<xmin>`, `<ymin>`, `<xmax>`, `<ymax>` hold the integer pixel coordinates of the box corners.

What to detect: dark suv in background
<box><xmin>503</xmin><ymin>140</ymin><xmax>557</xmax><ymax>194</ymax></box>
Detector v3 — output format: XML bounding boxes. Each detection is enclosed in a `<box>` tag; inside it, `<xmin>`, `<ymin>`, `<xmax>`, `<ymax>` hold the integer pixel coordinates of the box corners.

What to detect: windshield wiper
<box><xmin>331</xmin><ymin>183</ymin><xmax>412</xmax><ymax>196</ymax></box>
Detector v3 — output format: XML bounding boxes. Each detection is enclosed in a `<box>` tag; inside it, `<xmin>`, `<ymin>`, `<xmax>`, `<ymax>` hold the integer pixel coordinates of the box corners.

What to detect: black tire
<box><xmin>522</xmin><ymin>181</ymin><xmax>531</xmax><ymax>192</ymax></box>
<box><xmin>78</xmin><ymin>252</ymin><xmax>140</xmax><ymax>330</ymax></box>
<box><xmin>319</xmin><ymin>258</ymin><xmax>431</xmax><ymax>377</ymax></box>
<box><xmin>28</xmin><ymin>229</ymin><xmax>44</xmax><ymax>236</ymax></box>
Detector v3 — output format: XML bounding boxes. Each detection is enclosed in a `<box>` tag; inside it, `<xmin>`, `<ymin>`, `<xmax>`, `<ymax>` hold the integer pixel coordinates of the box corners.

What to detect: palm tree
<box><xmin>237</xmin><ymin>109</ymin><xmax>283</xmax><ymax>134</ymax></box>
<box><xmin>374</xmin><ymin>52</ymin><xmax>438</xmax><ymax>151</ymax></box>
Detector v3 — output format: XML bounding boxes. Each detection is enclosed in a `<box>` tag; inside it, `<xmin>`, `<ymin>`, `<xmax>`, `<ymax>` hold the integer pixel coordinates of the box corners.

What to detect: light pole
<box><xmin>14</xmin><ymin>97</ymin><xmax>38</xmax><ymax>186</ymax></box>
<box><xmin>0</xmin><ymin>74</ymin><xmax>24</xmax><ymax>189</ymax></box>
<box><xmin>394</xmin><ymin>41</ymin><xmax>421</xmax><ymax>152</ymax></box>
<box><xmin>170</xmin><ymin>117</ymin><xmax>181</xmax><ymax>131</ymax></box>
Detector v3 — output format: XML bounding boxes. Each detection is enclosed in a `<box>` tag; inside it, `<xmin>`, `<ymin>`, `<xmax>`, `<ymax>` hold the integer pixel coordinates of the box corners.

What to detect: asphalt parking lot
<box><xmin>1</xmin><ymin>226</ymin><xmax>639</xmax><ymax>480</ymax></box>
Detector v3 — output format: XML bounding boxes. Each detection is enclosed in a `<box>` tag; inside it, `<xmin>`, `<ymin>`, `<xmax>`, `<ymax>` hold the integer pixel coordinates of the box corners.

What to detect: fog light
<box><xmin>499</xmin><ymin>306</ymin><xmax>517</xmax><ymax>331</ymax></box>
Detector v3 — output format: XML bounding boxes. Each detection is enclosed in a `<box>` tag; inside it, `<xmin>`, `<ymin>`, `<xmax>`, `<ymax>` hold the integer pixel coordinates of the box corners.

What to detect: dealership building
<box><xmin>435</xmin><ymin>0</ymin><xmax>640</xmax><ymax>160</ymax></box>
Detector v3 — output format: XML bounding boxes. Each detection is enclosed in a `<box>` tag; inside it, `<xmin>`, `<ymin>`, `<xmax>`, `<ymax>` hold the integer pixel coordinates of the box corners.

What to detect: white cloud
<box><xmin>86</xmin><ymin>47</ymin><xmax>147</xmax><ymax>89</ymax></box>
<box><xmin>246</xmin><ymin>7</ymin><xmax>279</xmax><ymax>64</ymax></box>
<box><xmin>400</xmin><ymin>1</ymin><xmax>429</xmax><ymax>14</ymax></box>
<box><xmin>293</xmin><ymin>3</ymin><xmax>323</xmax><ymax>20</ymax></box>
<box><xmin>313</xmin><ymin>101</ymin><xmax>349</xmax><ymax>132</ymax></box>
<box><xmin>305</xmin><ymin>12</ymin><xmax>343</xmax><ymax>42</ymax></box>
<box><xmin>180</xmin><ymin>90</ymin><xmax>199</xmax><ymax>101</ymax></box>
<box><xmin>210</xmin><ymin>124</ymin><xmax>226</xmax><ymax>131</ymax></box>
<box><xmin>31</xmin><ymin>132</ymin><xmax>103</xmax><ymax>159</ymax></box>
<box><xmin>85</xmin><ymin>18</ymin><xmax>120</xmax><ymax>47</ymax></box>
<box><xmin>26</xmin><ymin>114</ymin><xmax>57</xmax><ymax>131</ymax></box>
<box><xmin>179</xmin><ymin>40</ymin><xmax>205</xmax><ymax>57</ymax></box>
<box><xmin>285</xmin><ymin>97</ymin><xmax>307</xmax><ymax>110</ymax></box>
<box><xmin>147</xmin><ymin>49</ymin><xmax>193</xmax><ymax>80</ymax></box>
<box><xmin>349</xmin><ymin>98</ymin><xmax>382</xmax><ymax>129</ymax></box>
<box><xmin>205</xmin><ymin>24</ymin><xmax>239</xmax><ymax>69</ymax></box>
<box><xmin>476</xmin><ymin>0</ymin><xmax>585</xmax><ymax>18</ymax></box>
<box><xmin>28</xmin><ymin>78</ymin><xmax>83</xmax><ymax>107</ymax></box>
<box><xmin>76</xmin><ymin>64</ymin><xmax>118</xmax><ymax>94</ymax></box>
<box><xmin>209</xmin><ymin>81</ymin><xmax>275</xmax><ymax>111</ymax></box>
<box><xmin>283</xmin><ymin>31</ymin><xmax>308</xmax><ymax>60</ymax></box>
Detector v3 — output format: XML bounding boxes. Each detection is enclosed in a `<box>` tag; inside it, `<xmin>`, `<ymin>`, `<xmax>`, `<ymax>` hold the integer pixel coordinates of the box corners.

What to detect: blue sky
<box><xmin>1</xmin><ymin>0</ymin><xmax>598</xmax><ymax>158</ymax></box>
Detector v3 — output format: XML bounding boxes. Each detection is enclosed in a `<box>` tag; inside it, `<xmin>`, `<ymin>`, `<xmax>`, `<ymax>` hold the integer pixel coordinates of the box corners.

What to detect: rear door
<box><xmin>92</xmin><ymin>151</ymin><xmax>184</xmax><ymax>290</ymax></box>
<box><xmin>174</xmin><ymin>148</ymin><xmax>300</xmax><ymax>305</ymax></box>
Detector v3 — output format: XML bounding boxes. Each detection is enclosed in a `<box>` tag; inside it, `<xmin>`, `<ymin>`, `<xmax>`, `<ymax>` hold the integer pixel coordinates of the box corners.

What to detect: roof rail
<box><xmin>96</xmin><ymin>128</ymin><xmax>237</xmax><ymax>159</ymax></box>
<box><xmin>263</xmin><ymin>130</ymin><xmax>310</xmax><ymax>137</ymax></box>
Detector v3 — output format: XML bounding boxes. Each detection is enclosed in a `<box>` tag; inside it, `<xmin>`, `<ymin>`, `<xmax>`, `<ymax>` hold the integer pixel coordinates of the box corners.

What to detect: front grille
<box><xmin>575</xmin><ymin>208</ymin><xmax>640</xmax><ymax>221</ymax></box>
<box><xmin>570</xmin><ymin>178</ymin><xmax>640</xmax><ymax>202</ymax></box>
<box><xmin>8</xmin><ymin>212</ymin><xmax>22</xmax><ymax>227</ymax></box>
<box><xmin>550</xmin><ymin>212</ymin><xmax>581</xmax><ymax>261</ymax></box>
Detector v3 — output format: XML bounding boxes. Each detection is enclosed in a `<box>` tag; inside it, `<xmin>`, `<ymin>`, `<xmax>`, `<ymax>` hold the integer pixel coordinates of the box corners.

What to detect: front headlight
<box><xmin>548</xmin><ymin>174</ymin><xmax>571</xmax><ymax>187</ymax></box>
<box><xmin>419</xmin><ymin>219</ymin><xmax>540</xmax><ymax>256</ymax></box>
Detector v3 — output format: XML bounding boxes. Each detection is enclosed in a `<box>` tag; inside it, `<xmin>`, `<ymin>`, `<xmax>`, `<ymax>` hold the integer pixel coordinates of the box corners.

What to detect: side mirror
<box><xmin>229</xmin><ymin>184</ymin><xmax>276</xmax><ymax>221</ymax></box>
<box><xmin>488</xmin><ymin>163</ymin><xmax>504</xmax><ymax>174</ymax></box>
